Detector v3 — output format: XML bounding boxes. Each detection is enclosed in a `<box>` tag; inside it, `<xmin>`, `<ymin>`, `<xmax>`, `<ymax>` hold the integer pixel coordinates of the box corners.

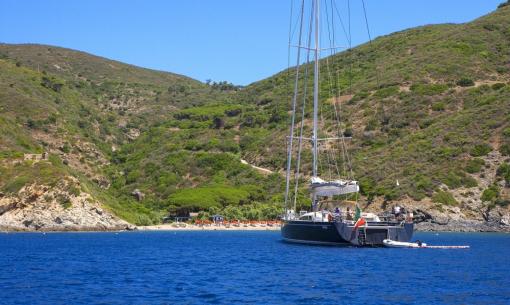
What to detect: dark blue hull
<box><xmin>281</xmin><ymin>221</ymin><xmax>350</xmax><ymax>245</ymax></box>
<box><xmin>281</xmin><ymin>220</ymin><xmax>414</xmax><ymax>246</ymax></box>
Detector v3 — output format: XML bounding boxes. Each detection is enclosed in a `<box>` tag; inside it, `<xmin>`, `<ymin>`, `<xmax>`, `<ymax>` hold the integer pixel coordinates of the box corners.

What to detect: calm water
<box><xmin>0</xmin><ymin>231</ymin><xmax>509</xmax><ymax>305</ymax></box>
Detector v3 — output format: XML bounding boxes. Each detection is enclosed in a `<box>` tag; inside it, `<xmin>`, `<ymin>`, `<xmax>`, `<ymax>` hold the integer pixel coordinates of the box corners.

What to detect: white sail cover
<box><xmin>310</xmin><ymin>177</ymin><xmax>359</xmax><ymax>196</ymax></box>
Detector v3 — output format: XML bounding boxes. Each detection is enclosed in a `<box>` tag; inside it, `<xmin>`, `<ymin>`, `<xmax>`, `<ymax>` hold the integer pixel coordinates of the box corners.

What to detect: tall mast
<box><xmin>312</xmin><ymin>0</ymin><xmax>320</xmax><ymax>177</ymax></box>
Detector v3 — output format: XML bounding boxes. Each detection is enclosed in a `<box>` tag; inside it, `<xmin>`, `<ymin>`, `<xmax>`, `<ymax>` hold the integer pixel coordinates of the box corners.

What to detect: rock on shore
<box><xmin>413</xmin><ymin>207</ymin><xmax>510</xmax><ymax>232</ymax></box>
<box><xmin>0</xmin><ymin>178</ymin><xmax>134</xmax><ymax>232</ymax></box>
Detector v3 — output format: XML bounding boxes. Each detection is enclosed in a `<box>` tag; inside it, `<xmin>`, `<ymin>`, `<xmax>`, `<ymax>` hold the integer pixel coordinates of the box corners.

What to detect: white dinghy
<box><xmin>383</xmin><ymin>239</ymin><xmax>470</xmax><ymax>249</ymax></box>
<box><xmin>383</xmin><ymin>239</ymin><xmax>427</xmax><ymax>248</ymax></box>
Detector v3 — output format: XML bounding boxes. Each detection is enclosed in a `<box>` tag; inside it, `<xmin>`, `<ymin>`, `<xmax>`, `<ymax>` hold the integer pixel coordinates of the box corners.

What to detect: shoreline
<box><xmin>137</xmin><ymin>224</ymin><xmax>282</xmax><ymax>231</ymax></box>
<box><xmin>1</xmin><ymin>221</ymin><xmax>509</xmax><ymax>233</ymax></box>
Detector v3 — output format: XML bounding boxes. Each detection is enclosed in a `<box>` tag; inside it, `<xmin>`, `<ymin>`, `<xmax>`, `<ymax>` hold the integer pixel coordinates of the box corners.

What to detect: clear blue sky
<box><xmin>0</xmin><ymin>0</ymin><xmax>504</xmax><ymax>85</ymax></box>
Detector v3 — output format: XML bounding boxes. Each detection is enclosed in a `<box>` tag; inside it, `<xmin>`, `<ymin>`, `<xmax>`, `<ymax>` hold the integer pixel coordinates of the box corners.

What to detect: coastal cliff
<box><xmin>0</xmin><ymin>178</ymin><xmax>133</xmax><ymax>232</ymax></box>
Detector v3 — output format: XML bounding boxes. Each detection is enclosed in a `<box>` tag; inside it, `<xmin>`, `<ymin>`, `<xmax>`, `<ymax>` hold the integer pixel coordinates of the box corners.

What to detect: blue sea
<box><xmin>0</xmin><ymin>231</ymin><xmax>509</xmax><ymax>305</ymax></box>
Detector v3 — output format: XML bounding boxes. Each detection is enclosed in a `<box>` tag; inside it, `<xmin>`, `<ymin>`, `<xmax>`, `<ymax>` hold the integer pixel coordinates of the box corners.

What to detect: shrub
<box><xmin>411</xmin><ymin>84</ymin><xmax>448</xmax><ymax>96</ymax></box>
<box><xmin>481</xmin><ymin>185</ymin><xmax>500</xmax><ymax>202</ymax></box>
<box><xmin>413</xmin><ymin>174</ymin><xmax>434</xmax><ymax>192</ymax></box>
<box><xmin>500</xmin><ymin>144</ymin><xmax>510</xmax><ymax>156</ymax></box>
<box><xmin>456</xmin><ymin>78</ymin><xmax>475</xmax><ymax>87</ymax></box>
<box><xmin>57</xmin><ymin>194</ymin><xmax>72</xmax><ymax>209</ymax></box>
<box><xmin>126</xmin><ymin>170</ymin><xmax>141</xmax><ymax>184</ymax></box>
<box><xmin>364</xmin><ymin>119</ymin><xmax>378</xmax><ymax>131</ymax></box>
<box><xmin>503</xmin><ymin>128</ymin><xmax>510</xmax><ymax>138</ymax></box>
<box><xmin>496</xmin><ymin>163</ymin><xmax>510</xmax><ymax>185</ymax></box>
<box><xmin>465</xmin><ymin>158</ymin><xmax>485</xmax><ymax>174</ymax></box>
<box><xmin>3</xmin><ymin>175</ymin><xmax>30</xmax><ymax>194</ymax></box>
<box><xmin>222</xmin><ymin>205</ymin><xmax>244</xmax><ymax>220</ymax></box>
<box><xmin>431</xmin><ymin>102</ymin><xmax>446</xmax><ymax>111</ymax></box>
<box><xmin>373</xmin><ymin>86</ymin><xmax>399</xmax><ymax>99</ymax></box>
<box><xmin>432</xmin><ymin>191</ymin><xmax>458</xmax><ymax>206</ymax></box>
<box><xmin>470</xmin><ymin>144</ymin><xmax>492</xmax><ymax>157</ymax></box>
<box><xmin>441</xmin><ymin>173</ymin><xmax>461</xmax><ymax>189</ymax></box>
<box><xmin>359</xmin><ymin>176</ymin><xmax>376</xmax><ymax>198</ymax></box>
<box><xmin>350</xmin><ymin>91</ymin><xmax>370</xmax><ymax>102</ymax></box>
<box><xmin>41</xmin><ymin>76</ymin><xmax>64</xmax><ymax>92</ymax></box>
<box><xmin>26</xmin><ymin>119</ymin><xmax>39</xmax><ymax>129</ymax></box>
<box><xmin>211</xmin><ymin>117</ymin><xmax>225</xmax><ymax>129</ymax></box>
<box><xmin>61</xmin><ymin>143</ymin><xmax>71</xmax><ymax>153</ymax></box>
<box><xmin>68</xmin><ymin>185</ymin><xmax>81</xmax><ymax>197</ymax></box>
<box><xmin>491</xmin><ymin>83</ymin><xmax>506</xmax><ymax>90</ymax></box>
<box><xmin>463</xmin><ymin>176</ymin><xmax>478</xmax><ymax>188</ymax></box>
<box><xmin>483</xmin><ymin>24</ymin><xmax>498</xmax><ymax>31</ymax></box>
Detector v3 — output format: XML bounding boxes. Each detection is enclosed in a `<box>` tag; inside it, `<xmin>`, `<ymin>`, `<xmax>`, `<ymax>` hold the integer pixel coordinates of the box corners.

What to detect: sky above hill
<box><xmin>0</xmin><ymin>0</ymin><xmax>504</xmax><ymax>85</ymax></box>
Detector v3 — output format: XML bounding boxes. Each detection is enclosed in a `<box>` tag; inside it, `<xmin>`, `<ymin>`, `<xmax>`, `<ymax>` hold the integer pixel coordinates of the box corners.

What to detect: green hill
<box><xmin>1</xmin><ymin>4</ymin><xmax>509</xmax><ymax>227</ymax></box>
<box><xmin>238</xmin><ymin>5</ymin><xmax>510</xmax><ymax>205</ymax></box>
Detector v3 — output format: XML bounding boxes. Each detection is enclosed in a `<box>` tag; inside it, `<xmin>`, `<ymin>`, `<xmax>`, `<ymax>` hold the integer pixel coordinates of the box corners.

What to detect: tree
<box><xmin>456</xmin><ymin>78</ymin><xmax>474</xmax><ymax>87</ymax></box>
<box><xmin>212</xmin><ymin>116</ymin><xmax>225</xmax><ymax>129</ymax></box>
<box><xmin>498</xmin><ymin>1</ymin><xmax>510</xmax><ymax>9</ymax></box>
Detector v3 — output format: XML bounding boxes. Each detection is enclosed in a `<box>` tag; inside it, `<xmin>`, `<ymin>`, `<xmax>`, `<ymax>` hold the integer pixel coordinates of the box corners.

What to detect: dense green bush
<box><xmin>2</xmin><ymin>175</ymin><xmax>30</xmax><ymax>194</ymax></box>
<box><xmin>431</xmin><ymin>102</ymin><xmax>446</xmax><ymax>111</ymax></box>
<box><xmin>432</xmin><ymin>191</ymin><xmax>458</xmax><ymax>206</ymax></box>
<box><xmin>373</xmin><ymin>86</ymin><xmax>399</xmax><ymax>99</ymax></box>
<box><xmin>481</xmin><ymin>184</ymin><xmax>500</xmax><ymax>202</ymax></box>
<box><xmin>503</xmin><ymin>128</ymin><xmax>510</xmax><ymax>137</ymax></box>
<box><xmin>456</xmin><ymin>78</ymin><xmax>475</xmax><ymax>87</ymax></box>
<box><xmin>411</xmin><ymin>83</ymin><xmax>448</xmax><ymax>96</ymax></box>
<box><xmin>470</xmin><ymin>144</ymin><xmax>492</xmax><ymax>157</ymax></box>
<box><xmin>41</xmin><ymin>76</ymin><xmax>64</xmax><ymax>92</ymax></box>
<box><xmin>166</xmin><ymin>186</ymin><xmax>251</xmax><ymax>211</ymax></box>
<box><xmin>491</xmin><ymin>83</ymin><xmax>506</xmax><ymax>90</ymax></box>
<box><xmin>497</xmin><ymin>163</ymin><xmax>510</xmax><ymax>184</ymax></box>
<box><xmin>440</xmin><ymin>171</ymin><xmax>478</xmax><ymax>189</ymax></box>
<box><xmin>57</xmin><ymin>194</ymin><xmax>72</xmax><ymax>209</ymax></box>
<box><xmin>500</xmin><ymin>144</ymin><xmax>510</xmax><ymax>156</ymax></box>
<box><xmin>465</xmin><ymin>158</ymin><xmax>485</xmax><ymax>173</ymax></box>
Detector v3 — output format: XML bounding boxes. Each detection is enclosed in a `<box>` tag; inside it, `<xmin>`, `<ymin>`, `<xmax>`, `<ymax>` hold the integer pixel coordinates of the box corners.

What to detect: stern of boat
<box><xmin>335</xmin><ymin>221</ymin><xmax>414</xmax><ymax>247</ymax></box>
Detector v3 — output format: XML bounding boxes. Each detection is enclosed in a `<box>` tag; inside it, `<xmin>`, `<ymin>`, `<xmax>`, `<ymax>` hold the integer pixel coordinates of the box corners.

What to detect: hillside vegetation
<box><xmin>1</xmin><ymin>4</ymin><xmax>509</xmax><ymax>226</ymax></box>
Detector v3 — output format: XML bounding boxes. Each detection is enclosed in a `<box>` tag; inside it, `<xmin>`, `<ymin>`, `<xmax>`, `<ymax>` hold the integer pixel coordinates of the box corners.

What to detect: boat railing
<box><xmin>332</xmin><ymin>214</ymin><xmax>407</xmax><ymax>227</ymax></box>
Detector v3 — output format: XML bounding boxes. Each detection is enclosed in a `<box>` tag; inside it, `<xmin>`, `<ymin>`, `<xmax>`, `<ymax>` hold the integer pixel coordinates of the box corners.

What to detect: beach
<box><xmin>138</xmin><ymin>223</ymin><xmax>282</xmax><ymax>231</ymax></box>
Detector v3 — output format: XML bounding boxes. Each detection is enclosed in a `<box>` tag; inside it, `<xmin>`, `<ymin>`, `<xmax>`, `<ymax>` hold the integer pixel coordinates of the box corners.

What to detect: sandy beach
<box><xmin>137</xmin><ymin>223</ymin><xmax>282</xmax><ymax>231</ymax></box>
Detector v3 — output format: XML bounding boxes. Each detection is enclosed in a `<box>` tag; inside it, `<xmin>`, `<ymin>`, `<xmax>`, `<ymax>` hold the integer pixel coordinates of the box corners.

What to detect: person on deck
<box><xmin>346</xmin><ymin>207</ymin><xmax>353</xmax><ymax>220</ymax></box>
<box><xmin>393</xmin><ymin>205</ymin><xmax>401</xmax><ymax>218</ymax></box>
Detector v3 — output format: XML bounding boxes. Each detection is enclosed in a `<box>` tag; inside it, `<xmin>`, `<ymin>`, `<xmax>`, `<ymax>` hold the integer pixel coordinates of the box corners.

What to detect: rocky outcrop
<box><xmin>131</xmin><ymin>189</ymin><xmax>145</xmax><ymax>202</ymax></box>
<box><xmin>0</xmin><ymin>178</ymin><xmax>134</xmax><ymax>232</ymax></box>
<box><xmin>364</xmin><ymin>194</ymin><xmax>510</xmax><ymax>232</ymax></box>
<box><xmin>402</xmin><ymin>203</ymin><xmax>510</xmax><ymax>232</ymax></box>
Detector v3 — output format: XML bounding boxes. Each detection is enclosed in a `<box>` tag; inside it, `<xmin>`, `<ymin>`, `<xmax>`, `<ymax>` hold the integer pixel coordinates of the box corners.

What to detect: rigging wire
<box><xmin>284</xmin><ymin>0</ymin><xmax>306</xmax><ymax>211</ymax></box>
<box><xmin>323</xmin><ymin>0</ymin><xmax>342</xmax><ymax>179</ymax></box>
<box><xmin>361</xmin><ymin>0</ymin><xmax>380</xmax><ymax>88</ymax></box>
<box><xmin>284</xmin><ymin>0</ymin><xmax>294</xmax><ymax>213</ymax></box>
<box><xmin>292</xmin><ymin>2</ymin><xmax>315</xmax><ymax>212</ymax></box>
<box><xmin>328</xmin><ymin>0</ymin><xmax>348</xmax><ymax>179</ymax></box>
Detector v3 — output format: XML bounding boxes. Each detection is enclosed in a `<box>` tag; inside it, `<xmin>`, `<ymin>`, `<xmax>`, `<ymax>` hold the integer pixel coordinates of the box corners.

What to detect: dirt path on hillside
<box><xmin>240</xmin><ymin>159</ymin><xmax>274</xmax><ymax>175</ymax></box>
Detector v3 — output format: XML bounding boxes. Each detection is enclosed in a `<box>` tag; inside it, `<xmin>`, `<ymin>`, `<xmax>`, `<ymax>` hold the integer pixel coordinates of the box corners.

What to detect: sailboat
<box><xmin>280</xmin><ymin>0</ymin><xmax>414</xmax><ymax>246</ymax></box>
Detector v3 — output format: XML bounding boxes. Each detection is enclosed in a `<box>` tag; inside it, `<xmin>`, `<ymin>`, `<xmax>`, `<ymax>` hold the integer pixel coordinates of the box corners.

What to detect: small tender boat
<box><xmin>383</xmin><ymin>239</ymin><xmax>426</xmax><ymax>248</ymax></box>
<box><xmin>383</xmin><ymin>239</ymin><xmax>471</xmax><ymax>249</ymax></box>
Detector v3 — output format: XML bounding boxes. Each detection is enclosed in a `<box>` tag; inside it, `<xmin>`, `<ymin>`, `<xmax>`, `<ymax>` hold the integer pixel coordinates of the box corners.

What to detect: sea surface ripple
<box><xmin>0</xmin><ymin>231</ymin><xmax>509</xmax><ymax>304</ymax></box>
